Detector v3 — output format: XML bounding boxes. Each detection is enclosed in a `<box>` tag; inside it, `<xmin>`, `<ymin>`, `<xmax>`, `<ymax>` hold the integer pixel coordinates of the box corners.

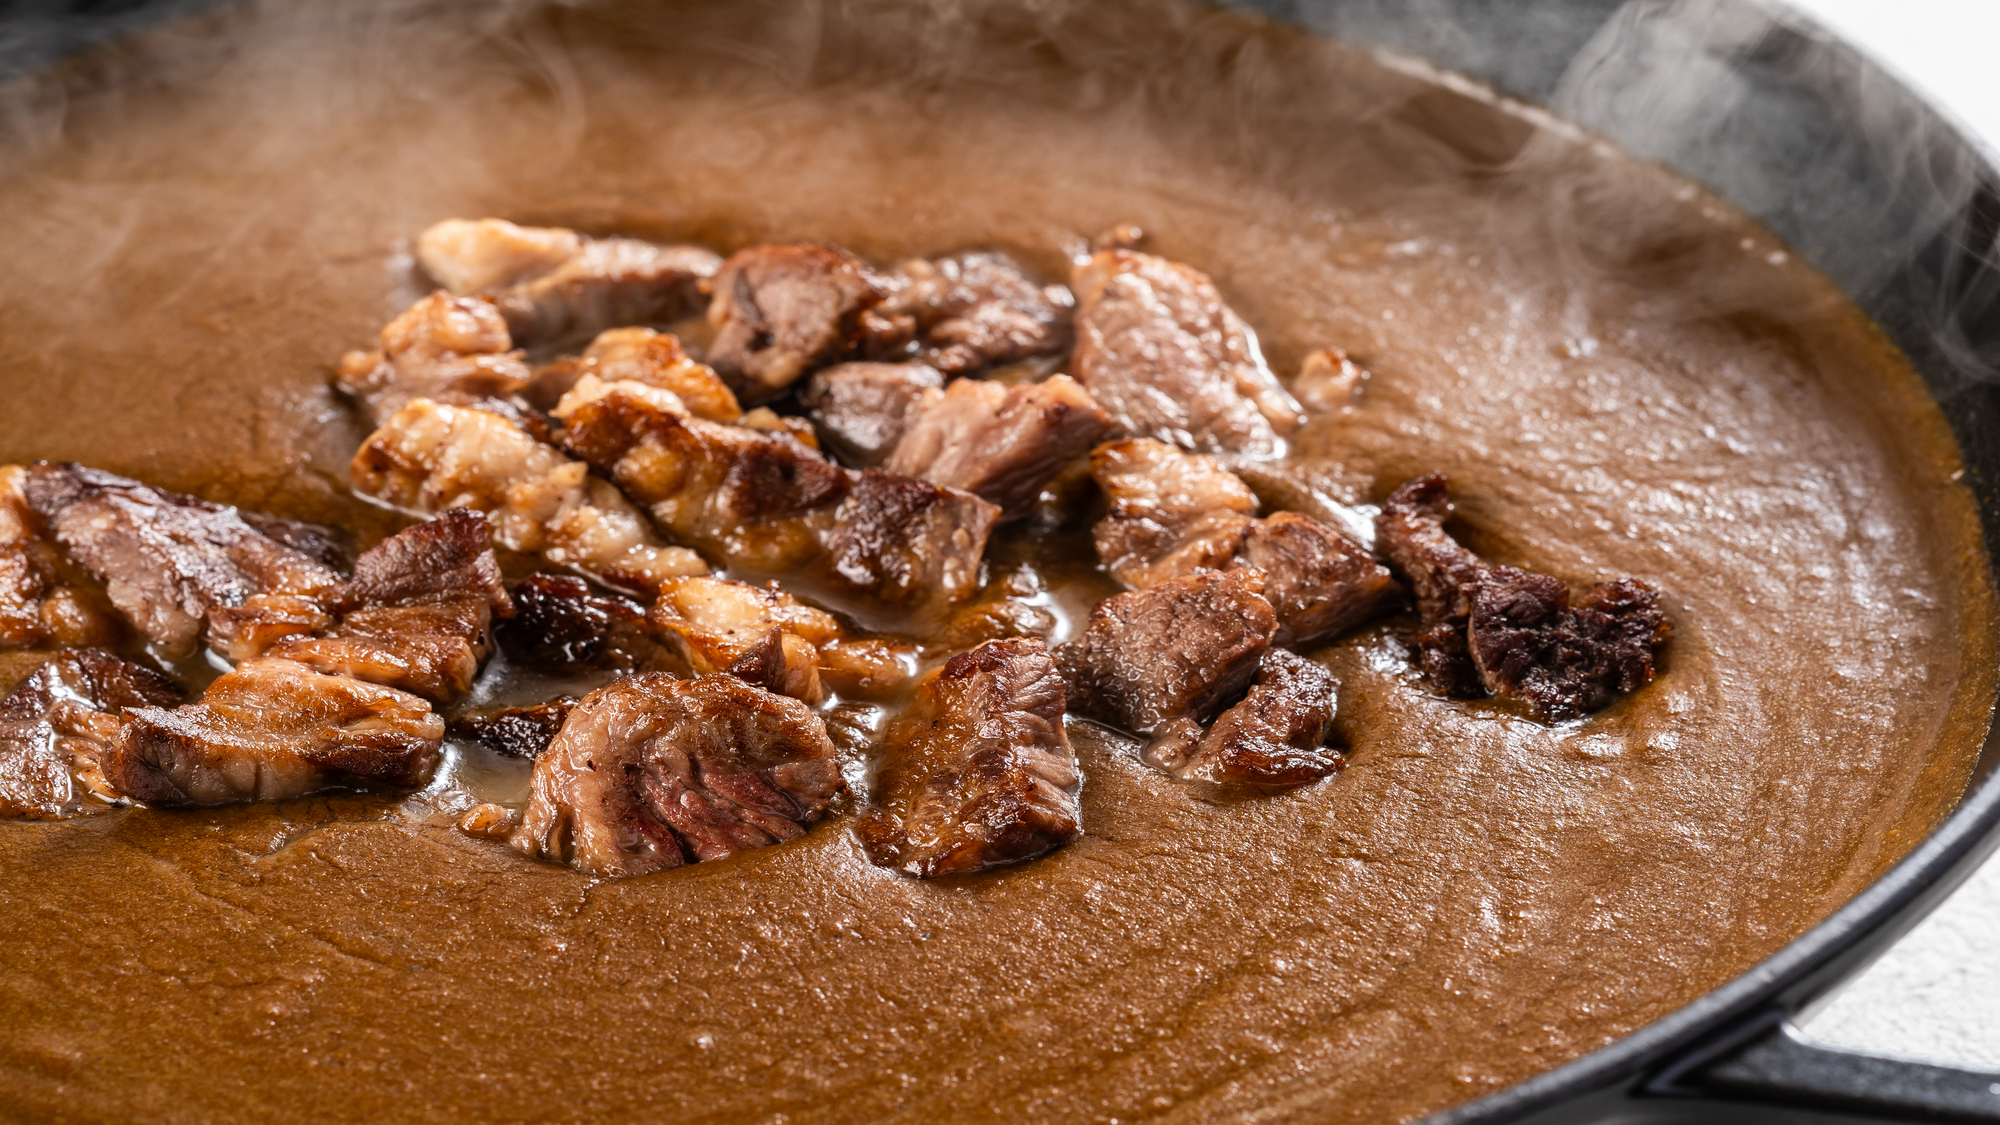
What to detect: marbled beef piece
<box><xmin>335</xmin><ymin>291</ymin><xmax>534</xmax><ymax>426</ymax></box>
<box><xmin>1070</xmin><ymin>249</ymin><xmax>1302</xmax><ymax>457</ymax></box>
<box><xmin>107</xmin><ymin>657</ymin><xmax>444</xmax><ymax>806</ymax></box>
<box><xmin>864</xmin><ymin>251</ymin><xmax>1074</xmax><ymax>375</ymax></box>
<box><xmin>1376</xmin><ymin>473</ymin><xmax>1670</xmax><ymax>719</ymax></box>
<box><xmin>351</xmin><ymin>398</ymin><xmax>707</xmax><ymax>594</ymax></box>
<box><xmin>1056</xmin><ymin>568</ymin><xmax>1276</xmax><ymax>736</ymax></box>
<box><xmin>556</xmin><ymin>377</ymin><xmax>998</xmax><ymax>618</ymax></box>
<box><xmin>495</xmin><ymin>573</ymin><xmax>669</xmax><ymax>674</ymax></box>
<box><xmin>0</xmin><ymin>466</ymin><xmax>124</xmax><ymax>651</ymax></box>
<box><xmin>1241</xmin><ymin>513</ymin><xmax>1404</xmax><ymax>648</ymax></box>
<box><xmin>272</xmin><ymin>510</ymin><xmax>512</xmax><ymax>704</ymax></box>
<box><xmin>526</xmin><ymin>327</ymin><xmax>742</xmax><ymax>422</ymax></box>
<box><xmin>449</xmin><ymin>698</ymin><xmax>576</xmax><ymax>760</ymax></box>
<box><xmin>858</xmin><ymin>639</ymin><xmax>1081</xmax><ymax>878</ymax></box>
<box><xmin>1090</xmin><ymin>438</ymin><xmax>1258</xmax><ymax>589</ymax></box>
<box><xmin>1144</xmin><ymin>649</ymin><xmax>1342</xmax><ymax>789</ymax></box>
<box><xmin>512</xmin><ymin>673</ymin><xmax>841</xmax><ymax>878</ymax></box>
<box><xmin>801</xmin><ymin>362</ymin><xmax>945</xmax><ymax>466</ymax></box>
<box><xmin>0</xmin><ymin>649</ymin><xmax>184</xmax><ymax>819</ymax></box>
<box><xmin>705</xmin><ymin>245</ymin><xmax>884</xmax><ymax>405</ymax></box>
<box><xmin>650</xmin><ymin>576</ymin><xmax>913</xmax><ymax>701</ymax></box>
<box><xmin>885</xmin><ymin>375</ymin><xmax>1115</xmax><ymax>518</ymax></box>
<box><xmin>20</xmin><ymin>463</ymin><xmax>347</xmax><ymax>659</ymax></box>
<box><xmin>416</xmin><ymin>218</ymin><xmax>720</xmax><ymax>346</ymax></box>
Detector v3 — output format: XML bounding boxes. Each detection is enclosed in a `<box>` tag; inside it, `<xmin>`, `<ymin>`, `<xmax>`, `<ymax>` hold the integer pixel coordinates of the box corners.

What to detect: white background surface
<box><xmin>1772</xmin><ymin>0</ymin><xmax>2000</xmax><ymax>1073</ymax></box>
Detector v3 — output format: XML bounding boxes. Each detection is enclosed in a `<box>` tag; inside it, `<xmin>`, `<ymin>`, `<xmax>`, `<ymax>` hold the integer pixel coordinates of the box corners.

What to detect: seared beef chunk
<box><xmin>273</xmin><ymin>510</ymin><xmax>511</xmax><ymax>703</ymax></box>
<box><xmin>0</xmin><ymin>466</ymin><xmax>123</xmax><ymax>650</ymax></box>
<box><xmin>556</xmin><ymin>377</ymin><xmax>998</xmax><ymax>617</ymax></box>
<box><xmin>416</xmin><ymin>218</ymin><xmax>720</xmax><ymax>346</ymax></box>
<box><xmin>21</xmin><ymin>462</ymin><xmax>346</xmax><ymax>658</ymax></box>
<box><xmin>863</xmin><ymin>251</ymin><xmax>1074</xmax><ymax>375</ymax></box>
<box><xmin>1056</xmin><ymin>568</ymin><xmax>1277</xmax><ymax>736</ymax></box>
<box><xmin>449</xmin><ymin>699</ymin><xmax>575</xmax><ymax>760</ymax></box>
<box><xmin>705</xmin><ymin>245</ymin><xmax>884</xmax><ymax>405</ymax></box>
<box><xmin>858</xmin><ymin>639</ymin><xmax>1081</xmax><ymax>877</ymax></box>
<box><xmin>1090</xmin><ymin>440</ymin><xmax>1399</xmax><ymax>646</ymax></box>
<box><xmin>335</xmin><ymin>291</ymin><xmax>533</xmax><ymax>426</ymax></box>
<box><xmin>1091</xmin><ymin>438</ymin><xmax>1258</xmax><ymax>588</ymax></box>
<box><xmin>1376</xmin><ymin>473</ymin><xmax>1669</xmax><ymax>720</ymax></box>
<box><xmin>513</xmin><ymin>673</ymin><xmax>841</xmax><ymax>878</ymax></box>
<box><xmin>527</xmin><ymin>327</ymin><xmax>742</xmax><ymax>422</ymax></box>
<box><xmin>351</xmin><ymin>397</ymin><xmax>706</xmax><ymax>593</ymax></box>
<box><xmin>496</xmin><ymin>573</ymin><xmax>666</xmax><ymax>674</ymax></box>
<box><xmin>1144</xmin><ymin>649</ymin><xmax>1341</xmax><ymax>789</ymax></box>
<box><xmin>0</xmin><ymin>649</ymin><xmax>183</xmax><ymax>818</ymax></box>
<box><xmin>801</xmin><ymin>362</ymin><xmax>944</xmax><ymax>466</ymax></box>
<box><xmin>108</xmin><ymin>657</ymin><xmax>444</xmax><ymax>806</ymax></box>
<box><xmin>885</xmin><ymin>375</ymin><xmax>1115</xmax><ymax>517</ymax></box>
<box><xmin>1070</xmin><ymin>249</ymin><xmax>1302</xmax><ymax>457</ymax></box>
<box><xmin>650</xmin><ymin>576</ymin><xmax>912</xmax><ymax>700</ymax></box>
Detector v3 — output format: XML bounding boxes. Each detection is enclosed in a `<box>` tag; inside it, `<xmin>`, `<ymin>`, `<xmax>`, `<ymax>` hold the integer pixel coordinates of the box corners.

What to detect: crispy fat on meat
<box><xmin>884</xmin><ymin>374</ymin><xmax>1115</xmax><ymax>517</ymax></box>
<box><xmin>801</xmin><ymin>362</ymin><xmax>945</xmax><ymax>467</ymax></box>
<box><xmin>273</xmin><ymin>509</ymin><xmax>511</xmax><ymax>704</ymax></box>
<box><xmin>350</xmin><ymin>398</ymin><xmax>706</xmax><ymax>594</ymax></box>
<box><xmin>0</xmin><ymin>649</ymin><xmax>185</xmax><ymax>819</ymax></box>
<box><xmin>528</xmin><ymin>327</ymin><xmax>742</xmax><ymax>422</ymax></box>
<box><xmin>706</xmin><ymin>245</ymin><xmax>885</xmax><ymax>405</ymax></box>
<box><xmin>650</xmin><ymin>576</ymin><xmax>913</xmax><ymax>701</ymax></box>
<box><xmin>1376</xmin><ymin>473</ymin><xmax>1670</xmax><ymax>720</ymax></box>
<box><xmin>335</xmin><ymin>291</ymin><xmax>534</xmax><ymax>426</ymax></box>
<box><xmin>0</xmin><ymin>466</ymin><xmax>124</xmax><ymax>650</ymax></box>
<box><xmin>107</xmin><ymin>657</ymin><xmax>444</xmax><ymax>806</ymax></box>
<box><xmin>1056</xmin><ymin>568</ymin><xmax>1277</xmax><ymax>736</ymax></box>
<box><xmin>863</xmin><ymin>251</ymin><xmax>1074</xmax><ymax>375</ymax></box>
<box><xmin>20</xmin><ymin>462</ymin><xmax>347</xmax><ymax>659</ymax></box>
<box><xmin>416</xmin><ymin>218</ymin><xmax>720</xmax><ymax>346</ymax></box>
<box><xmin>858</xmin><ymin>638</ymin><xmax>1082</xmax><ymax>878</ymax></box>
<box><xmin>512</xmin><ymin>673</ymin><xmax>841</xmax><ymax>879</ymax></box>
<box><xmin>1144</xmin><ymin>649</ymin><xmax>1342</xmax><ymax>789</ymax></box>
<box><xmin>1070</xmin><ymin>249</ymin><xmax>1302</xmax><ymax>457</ymax></box>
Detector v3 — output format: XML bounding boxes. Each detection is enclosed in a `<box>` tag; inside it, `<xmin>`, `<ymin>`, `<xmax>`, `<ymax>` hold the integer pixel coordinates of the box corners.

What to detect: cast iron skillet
<box><xmin>5</xmin><ymin>1</ymin><xmax>1999</xmax><ymax>1121</ymax></box>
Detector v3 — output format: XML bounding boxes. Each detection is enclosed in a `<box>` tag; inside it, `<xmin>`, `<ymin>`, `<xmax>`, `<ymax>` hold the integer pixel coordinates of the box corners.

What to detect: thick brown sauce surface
<box><xmin>0</xmin><ymin>2</ymin><xmax>1995</xmax><ymax>1122</ymax></box>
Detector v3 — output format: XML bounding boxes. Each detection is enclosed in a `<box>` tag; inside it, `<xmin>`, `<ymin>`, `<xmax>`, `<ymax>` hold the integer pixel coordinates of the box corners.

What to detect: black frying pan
<box><xmin>4</xmin><ymin>1</ymin><xmax>1998</xmax><ymax>1121</ymax></box>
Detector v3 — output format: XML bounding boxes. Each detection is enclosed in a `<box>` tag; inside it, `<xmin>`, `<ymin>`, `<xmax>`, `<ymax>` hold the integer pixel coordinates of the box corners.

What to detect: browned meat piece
<box><xmin>1143</xmin><ymin>649</ymin><xmax>1342</xmax><ymax>789</ymax></box>
<box><xmin>1056</xmin><ymin>568</ymin><xmax>1276</xmax><ymax>736</ymax></box>
<box><xmin>512</xmin><ymin>673</ymin><xmax>841</xmax><ymax>878</ymax></box>
<box><xmin>705</xmin><ymin>245</ymin><xmax>884</xmax><ymax>405</ymax></box>
<box><xmin>865</xmin><ymin>252</ymin><xmax>1074</xmax><ymax>375</ymax></box>
<box><xmin>1070</xmin><ymin>248</ymin><xmax>1302</xmax><ymax>457</ymax></box>
<box><xmin>0</xmin><ymin>466</ymin><xmax>124</xmax><ymax>650</ymax></box>
<box><xmin>817</xmin><ymin>469</ymin><xmax>999</xmax><ymax>618</ymax></box>
<box><xmin>271</xmin><ymin>510</ymin><xmax>511</xmax><ymax>704</ymax></box>
<box><xmin>885</xmin><ymin>375</ymin><xmax>1115</xmax><ymax>517</ymax></box>
<box><xmin>335</xmin><ymin>291</ymin><xmax>534</xmax><ymax>426</ymax></box>
<box><xmin>933</xmin><ymin>566</ymin><xmax>1058</xmax><ymax>652</ymax></box>
<box><xmin>0</xmin><ymin>649</ymin><xmax>184</xmax><ymax>818</ymax></box>
<box><xmin>495</xmin><ymin>573</ymin><xmax>668</xmax><ymax>674</ymax></box>
<box><xmin>649</xmin><ymin>576</ymin><xmax>913</xmax><ymax>701</ymax></box>
<box><xmin>1241</xmin><ymin>513</ymin><xmax>1404</xmax><ymax>648</ymax></box>
<box><xmin>556</xmin><ymin>378</ymin><xmax>998</xmax><ymax>617</ymax></box>
<box><xmin>416</xmin><ymin>218</ymin><xmax>721</xmax><ymax>346</ymax></box>
<box><xmin>351</xmin><ymin>398</ymin><xmax>706</xmax><ymax>593</ymax></box>
<box><xmin>1291</xmin><ymin>347</ymin><xmax>1369</xmax><ymax>414</ymax></box>
<box><xmin>449</xmin><ymin>698</ymin><xmax>576</xmax><ymax>760</ymax></box>
<box><xmin>1090</xmin><ymin>438</ymin><xmax>1258</xmax><ymax>588</ymax></box>
<box><xmin>525</xmin><ymin>327</ymin><xmax>742</xmax><ymax>422</ymax></box>
<box><xmin>801</xmin><ymin>362</ymin><xmax>944</xmax><ymax>466</ymax></box>
<box><xmin>107</xmin><ymin>657</ymin><xmax>444</xmax><ymax>806</ymax></box>
<box><xmin>1376</xmin><ymin>473</ymin><xmax>1670</xmax><ymax>719</ymax></box>
<box><xmin>1090</xmin><ymin>440</ymin><xmax>1399</xmax><ymax>645</ymax></box>
<box><xmin>857</xmin><ymin>639</ymin><xmax>1081</xmax><ymax>878</ymax></box>
<box><xmin>20</xmin><ymin>462</ymin><xmax>346</xmax><ymax>659</ymax></box>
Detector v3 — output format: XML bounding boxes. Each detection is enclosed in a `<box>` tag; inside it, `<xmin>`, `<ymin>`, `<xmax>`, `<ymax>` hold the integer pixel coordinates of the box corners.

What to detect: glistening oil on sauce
<box><xmin>0</xmin><ymin>1</ymin><xmax>1993</xmax><ymax>1123</ymax></box>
